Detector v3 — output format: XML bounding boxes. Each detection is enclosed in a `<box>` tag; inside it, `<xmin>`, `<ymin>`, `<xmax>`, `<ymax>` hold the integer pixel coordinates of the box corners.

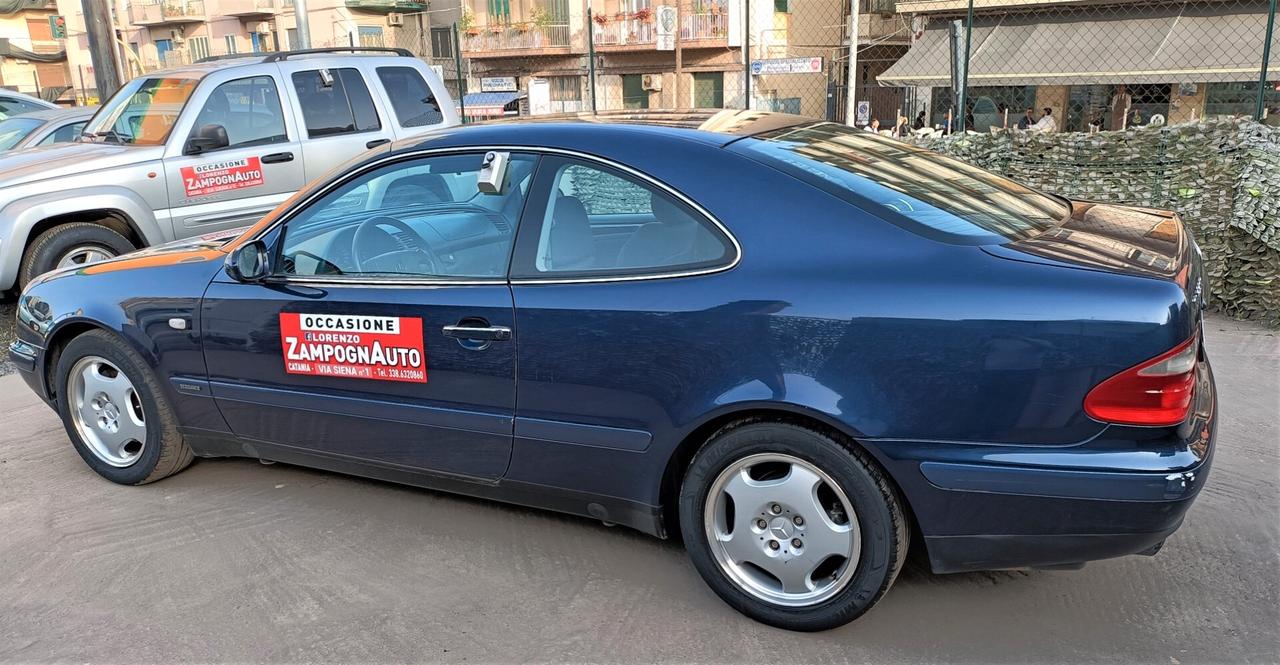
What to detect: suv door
<box><xmin>163</xmin><ymin>71</ymin><xmax>305</xmax><ymax>238</ymax></box>
<box><xmin>279</xmin><ymin>62</ymin><xmax>395</xmax><ymax>181</ymax></box>
<box><xmin>200</xmin><ymin>150</ymin><xmax>539</xmax><ymax>479</ymax></box>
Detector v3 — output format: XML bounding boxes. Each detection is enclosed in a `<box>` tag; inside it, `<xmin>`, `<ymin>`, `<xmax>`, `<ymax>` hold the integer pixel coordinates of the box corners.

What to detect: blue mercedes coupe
<box><xmin>10</xmin><ymin>111</ymin><xmax>1215</xmax><ymax>631</ymax></box>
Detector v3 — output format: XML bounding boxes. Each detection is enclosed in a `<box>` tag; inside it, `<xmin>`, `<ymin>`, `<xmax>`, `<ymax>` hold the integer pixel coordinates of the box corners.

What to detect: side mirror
<box><xmin>185</xmin><ymin>123</ymin><xmax>229</xmax><ymax>155</ymax></box>
<box><xmin>225</xmin><ymin>240</ymin><xmax>270</xmax><ymax>282</ymax></box>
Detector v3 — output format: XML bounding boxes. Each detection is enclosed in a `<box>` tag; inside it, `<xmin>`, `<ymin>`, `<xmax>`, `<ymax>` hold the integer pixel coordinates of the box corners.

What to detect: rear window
<box><xmin>376</xmin><ymin>66</ymin><xmax>443</xmax><ymax>128</ymax></box>
<box><xmin>736</xmin><ymin>122</ymin><xmax>1069</xmax><ymax>244</ymax></box>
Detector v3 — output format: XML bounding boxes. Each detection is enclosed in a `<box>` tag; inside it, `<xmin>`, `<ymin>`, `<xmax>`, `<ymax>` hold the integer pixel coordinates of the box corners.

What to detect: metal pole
<box><xmin>454</xmin><ymin>22</ymin><xmax>467</xmax><ymax>122</ymax></box>
<box><xmin>743</xmin><ymin>0</ymin><xmax>750</xmax><ymax>109</ymax></box>
<box><xmin>1256</xmin><ymin>0</ymin><xmax>1277</xmax><ymax>120</ymax></box>
<box><xmin>80</xmin><ymin>0</ymin><xmax>121</xmax><ymax>99</ymax></box>
<box><xmin>587</xmin><ymin>7</ymin><xmax>598</xmax><ymax>114</ymax></box>
<box><xmin>844</xmin><ymin>6</ymin><xmax>859</xmax><ymax>125</ymax></box>
<box><xmin>956</xmin><ymin>0</ymin><xmax>974</xmax><ymax>132</ymax></box>
<box><xmin>294</xmin><ymin>0</ymin><xmax>313</xmax><ymax>49</ymax></box>
<box><xmin>675</xmin><ymin>0</ymin><xmax>684</xmax><ymax>108</ymax></box>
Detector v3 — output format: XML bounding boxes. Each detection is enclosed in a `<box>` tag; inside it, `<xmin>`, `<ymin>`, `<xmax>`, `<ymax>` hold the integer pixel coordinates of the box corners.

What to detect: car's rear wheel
<box><xmin>55</xmin><ymin>330</ymin><xmax>194</xmax><ymax>485</ymax></box>
<box><xmin>20</xmin><ymin>222</ymin><xmax>137</xmax><ymax>289</ymax></box>
<box><xmin>679</xmin><ymin>421</ymin><xmax>908</xmax><ymax>631</ymax></box>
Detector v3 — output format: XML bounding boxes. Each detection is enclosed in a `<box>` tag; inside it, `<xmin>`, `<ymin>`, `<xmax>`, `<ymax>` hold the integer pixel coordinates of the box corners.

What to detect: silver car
<box><xmin>0</xmin><ymin>90</ymin><xmax>56</xmax><ymax>120</ymax></box>
<box><xmin>0</xmin><ymin>47</ymin><xmax>459</xmax><ymax>290</ymax></box>
<box><xmin>0</xmin><ymin>107</ymin><xmax>98</xmax><ymax>153</ymax></box>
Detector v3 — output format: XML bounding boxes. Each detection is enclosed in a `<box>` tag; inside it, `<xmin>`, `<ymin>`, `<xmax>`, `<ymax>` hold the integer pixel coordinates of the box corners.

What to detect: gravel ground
<box><xmin>0</xmin><ymin>301</ymin><xmax>15</xmax><ymax>377</ymax></box>
<box><xmin>0</xmin><ymin>314</ymin><xmax>1275</xmax><ymax>663</ymax></box>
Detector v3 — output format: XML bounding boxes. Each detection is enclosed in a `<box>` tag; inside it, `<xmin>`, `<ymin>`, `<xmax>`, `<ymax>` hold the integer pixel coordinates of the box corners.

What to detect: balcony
<box><xmin>462</xmin><ymin>23</ymin><xmax>577</xmax><ymax>56</ymax></box>
<box><xmin>592</xmin><ymin>15</ymin><xmax>655</xmax><ymax>49</ymax></box>
<box><xmin>680</xmin><ymin>12</ymin><xmax>727</xmax><ymax>43</ymax></box>
<box><xmin>344</xmin><ymin>0</ymin><xmax>428</xmax><ymax>13</ymax></box>
<box><xmin>223</xmin><ymin>0</ymin><xmax>276</xmax><ymax>17</ymax></box>
<box><xmin>128</xmin><ymin>0</ymin><xmax>206</xmax><ymax>26</ymax></box>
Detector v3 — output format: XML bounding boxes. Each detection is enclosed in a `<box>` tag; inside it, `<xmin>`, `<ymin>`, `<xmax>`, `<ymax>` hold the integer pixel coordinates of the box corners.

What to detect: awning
<box><xmin>879</xmin><ymin>5</ymin><xmax>1279</xmax><ymax>87</ymax></box>
<box><xmin>460</xmin><ymin>91</ymin><xmax>525</xmax><ymax>118</ymax></box>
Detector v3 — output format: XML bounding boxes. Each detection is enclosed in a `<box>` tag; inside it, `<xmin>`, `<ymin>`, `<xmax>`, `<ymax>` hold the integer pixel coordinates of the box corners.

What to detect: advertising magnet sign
<box><xmin>280</xmin><ymin>313</ymin><xmax>427</xmax><ymax>383</ymax></box>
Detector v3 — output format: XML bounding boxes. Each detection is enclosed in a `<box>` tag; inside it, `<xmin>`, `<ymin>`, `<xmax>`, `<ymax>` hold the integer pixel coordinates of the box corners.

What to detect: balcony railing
<box><xmin>463</xmin><ymin>23</ymin><xmax>573</xmax><ymax>52</ymax></box>
<box><xmin>681</xmin><ymin>12</ymin><xmax>727</xmax><ymax>40</ymax></box>
<box><xmin>127</xmin><ymin>0</ymin><xmax>206</xmax><ymax>25</ymax></box>
<box><xmin>592</xmin><ymin>17</ymin><xmax>655</xmax><ymax>47</ymax></box>
<box><xmin>223</xmin><ymin>0</ymin><xmax>275</xmax><ymax>14</ymax></box>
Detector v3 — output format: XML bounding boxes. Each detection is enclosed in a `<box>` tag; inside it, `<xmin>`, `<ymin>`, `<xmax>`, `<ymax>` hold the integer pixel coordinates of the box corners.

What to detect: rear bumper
<box><xmin>886</xmin><ymin>357</ymin><xmax>1217</xmax><ymax>574</ymax></box>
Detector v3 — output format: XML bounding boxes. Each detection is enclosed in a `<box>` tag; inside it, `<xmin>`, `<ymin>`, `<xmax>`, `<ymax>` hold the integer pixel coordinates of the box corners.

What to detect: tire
<box><xmin>54</xmin><ymin>329</ymin><xmax>194</xmax><ymax>485</ymax></box>
<box><xmin>19</xmin><ymin>222</ymin><xmax>137</xmax><ymax>289</ymax></box>
<box><xmin>678</xmin><ymin>421</ymin><xmax>909</xmax><ymax>631</ymax></box>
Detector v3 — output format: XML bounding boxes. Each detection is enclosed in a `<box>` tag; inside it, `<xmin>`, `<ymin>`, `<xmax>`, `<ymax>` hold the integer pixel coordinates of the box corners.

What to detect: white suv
<box><xmin>0</xmin><ymin>47</ymin><xmax>459</xmax><ymax>290</ymax></box>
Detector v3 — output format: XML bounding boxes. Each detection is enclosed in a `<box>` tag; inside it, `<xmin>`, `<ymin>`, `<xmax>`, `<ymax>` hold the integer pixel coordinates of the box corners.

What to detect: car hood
<box><xmin>31</xmin><ymin>230</ymin><xmax>236</xmax><ymax>290</ymax></box>
<box><xmin>0</xmin><ymin>142</ymin><xmax>163</xmax><ymax>187</ymax></box>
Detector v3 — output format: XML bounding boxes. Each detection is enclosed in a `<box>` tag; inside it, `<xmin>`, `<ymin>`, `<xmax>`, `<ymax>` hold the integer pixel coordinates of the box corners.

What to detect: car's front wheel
<box><xmin>679</xmin><ymin>421</ymin><xmax>908</xmax><ymax>631</ymax></box>
<box><xmin>55</xmin><ymin>330</ymin><xmax>194</xmax><ymax>485</ymax></box>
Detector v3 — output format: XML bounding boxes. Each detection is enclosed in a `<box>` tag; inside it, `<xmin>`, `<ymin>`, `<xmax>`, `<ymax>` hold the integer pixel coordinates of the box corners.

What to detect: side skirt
<box><xmin>182</xmin><ymin>429</ymin><xmax>667</xmax><ymax>538</ymax></box>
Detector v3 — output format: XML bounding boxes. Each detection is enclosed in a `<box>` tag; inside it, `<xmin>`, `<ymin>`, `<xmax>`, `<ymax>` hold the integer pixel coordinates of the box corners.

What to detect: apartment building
<box><xmin>0</xmin><ymin>0</ymin><xmax>73</xmax><ymax>100</ymax></box>
<box><xmin>454</xmin><ymin>0</ymin><xmax>863</xmax><ymax>119</ymax></box>
<box><xmin>878</xmin><ymin>0</ymin><xmax>1280</xmax><ymax>130</ymax></box>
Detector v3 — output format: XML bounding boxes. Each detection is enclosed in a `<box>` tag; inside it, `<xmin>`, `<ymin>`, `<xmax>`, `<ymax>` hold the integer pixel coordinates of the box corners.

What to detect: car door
<box><xmin>279</xmin><ymin>62</ymin><xmax>395</xmax><ymax>182</ymax></box>
<box><xmin>163</xmin><ymin>70</ymin><xmax>306</xmax><ymax>239</ymax></box>
<box><xmin>504</xmin><ymin>154</ymin><xmax>739</xmax><ymax>498</ymax></box>
<box><xmin>201</xmin><ymin>149</ymin><xmax>538</xmax><ymax>479</ymax></box>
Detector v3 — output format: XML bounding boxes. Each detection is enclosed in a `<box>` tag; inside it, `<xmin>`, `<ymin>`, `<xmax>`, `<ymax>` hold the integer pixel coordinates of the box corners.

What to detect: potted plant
<box><xmin>632</xmin><ymin>6</ymin><xmax>652</xmax><ymax>21</ymax></box>
<box><xmin>593</xmin><ymin>12</ymin><xmax>608</xmax><ymax>25</ymax></box>
<box><xmin>460</xmin><ymin>7</ymin><xmax>479</xmax><ymax>35</ymax></box>
<box><xmin>513</xmin><ymin>21</ymin><xmax>531</xmax><ymax>32</ymax></box>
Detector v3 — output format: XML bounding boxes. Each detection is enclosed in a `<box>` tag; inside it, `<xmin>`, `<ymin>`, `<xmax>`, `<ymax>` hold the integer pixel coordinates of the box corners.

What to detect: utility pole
<box><xmin>956</xmin><ymin>0</ymin><xmax>974</xmax><ymax>132</ymax></box>
<box><xmin>844</xmin><ymin>6</ymin><xmax>859</xmax><ymax>125</ymax></box>
<box><xmin>587</xmin><ymin>7</ymin><xmax>597</xmax><ymax>114</ymax></box>
<box><xmin>294</xmin><ymin>0</ymin><xmax>312</xmax><ymax>49</ymax></box>
<box><xmin>80</xmin><ymin>0</ymin><xmax>121</xmax><ymax>100</ymax></box>
<box><xmin>743</xmin><ymin>0</ymin><xmax>750</xmax><ymax>109</ymax></box>
<box><xmin>674</xmin><ymin>0</ymin><xmax>684</xmax><ymax>108</ymax></box>
<box><xmin>1257</xmin><ymin>0</ymin><xmax>1277</xmax><ymax>120</ymax></box>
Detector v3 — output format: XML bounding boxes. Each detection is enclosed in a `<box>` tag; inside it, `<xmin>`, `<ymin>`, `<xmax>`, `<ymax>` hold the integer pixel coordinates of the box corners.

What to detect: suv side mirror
<box><xmin>226</xmin><ymin>240</ymin><xmax>271</xmax><ymax>282</ymax></box>
<box><xmin>185</xmin><ymin>123</ymin><xmax>229</xmax><ymax>155</ymax></box>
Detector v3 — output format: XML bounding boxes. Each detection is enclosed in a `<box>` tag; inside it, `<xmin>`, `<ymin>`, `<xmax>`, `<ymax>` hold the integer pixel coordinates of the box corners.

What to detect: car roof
<box><xmin>394</xmin><ymin>110</ymin><xmax>817</xmax><ymax>153</ymax></box>
<box><xmin>13</xmin><ymin>106</ymin><xmax>97</xmax><ymax>122</ymax></box>
<box><xmin>143</xmin><ymin>47</ymin><xmax>418</xmax><ymax>79</ymax></box>
<box><xmin>0</xmin><ymin>89</ymin><xmax>57</xmax><ymax>109</ymax></box>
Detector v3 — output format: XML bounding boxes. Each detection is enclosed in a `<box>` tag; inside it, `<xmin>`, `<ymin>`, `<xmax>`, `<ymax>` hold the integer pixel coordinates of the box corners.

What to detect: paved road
<box><xmin>0</xmin><ymin>315</ymin><xmax>1276</xmax><ymax>663</ymax></box>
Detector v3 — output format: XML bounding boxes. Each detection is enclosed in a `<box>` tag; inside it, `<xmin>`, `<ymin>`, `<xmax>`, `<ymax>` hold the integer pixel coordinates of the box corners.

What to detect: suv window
<box><xmin>376</xmin><ymin>66</ymin><xmax>443</xmax><ymax>128</ymax></box>
<box><xmin>278</xmin><ymin>152</ymin><xmax>537</xmax><ymax>279</ymax></box>
<box><xmin>515</xmin><ymin>157</ymin><xmax>733</xmax><ymax>276</ymax></box>
<box><xmin>292</xmin><ymin>68</ymin><xmax>381</xmax><ymax>138</ymax></box>
<box><xmin>189</xmin><ymin>76</ymin><xmax>287</xmax><ymax>150</ymax></box>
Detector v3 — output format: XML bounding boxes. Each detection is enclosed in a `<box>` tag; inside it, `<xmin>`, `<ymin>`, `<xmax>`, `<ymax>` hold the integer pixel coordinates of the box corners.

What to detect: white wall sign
<box><xmin>856</xmin><ymin>100</ymin><xmax>871</xmax><ymax>125</ymax></box>
<box><xmin>655</xmin><ymin>5</ymin><xmax>677</xmax><ymax>51</ymax></box>
<box><xmin>481</xmin><ymin>76</ymin><xmax>518</xmax><ymax>92</ymax></box>
<box><xmin>750</xmin><ymin>57</ymin><xmax>823</xmax><ymax>76</ymax></box>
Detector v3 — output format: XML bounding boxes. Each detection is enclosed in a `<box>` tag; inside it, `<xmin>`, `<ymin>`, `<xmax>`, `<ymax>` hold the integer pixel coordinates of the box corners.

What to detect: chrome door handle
<box><xmin>442</xmin><ymin>325</ymin><xmax>512</xmax><ymax>341</ymax></box>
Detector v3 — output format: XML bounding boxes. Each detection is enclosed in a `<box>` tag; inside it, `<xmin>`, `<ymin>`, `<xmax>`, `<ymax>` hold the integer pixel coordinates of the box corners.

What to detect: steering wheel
<box><xmin>350</xmin><ymin>215</ymin><xmax>441</xmax><ymax>275</ymax></box>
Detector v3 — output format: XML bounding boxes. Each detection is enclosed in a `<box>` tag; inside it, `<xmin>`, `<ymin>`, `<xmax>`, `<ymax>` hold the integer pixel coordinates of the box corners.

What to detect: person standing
<box><xmin>1110</xmin><ymin>84</ymin><xmax>1133</xmax><ymax>130</ymax></box>
<box><xmin>1031</xmin><ymin>107</ymin><xmax>1057</xmax><ymax>133</ymax></box>
<box><xmin>912</xmin><ymin>110</ymin><xmax>926</xmax><ymax>130</ymax></box>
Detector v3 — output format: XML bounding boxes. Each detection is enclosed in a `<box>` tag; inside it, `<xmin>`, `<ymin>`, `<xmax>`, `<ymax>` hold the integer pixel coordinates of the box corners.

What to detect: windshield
<box><xmin>83</xmin><ymin>76</ymin><xmax>198</xmax><ymax>145</ymax></box>
<box><xmin>737</xmin><ymin>122</ymin><xmax>1070</xmax><ymax>245</ymax></box>
<box><xmin>0</xmin><ymin>116</ymin><xmax>42</xmax><ymax>150</ymax></box>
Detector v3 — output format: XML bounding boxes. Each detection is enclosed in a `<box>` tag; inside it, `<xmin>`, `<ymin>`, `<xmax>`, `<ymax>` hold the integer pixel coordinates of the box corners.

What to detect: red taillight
<box><xmin>1084</xmin><ymin>335</ymin><xmax>1199</xmax><ymax>426</ymax></box>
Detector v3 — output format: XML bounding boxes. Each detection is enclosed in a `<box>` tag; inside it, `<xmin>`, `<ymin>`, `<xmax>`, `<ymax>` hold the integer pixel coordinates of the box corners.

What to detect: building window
<box><xmin>487</xmin><ymin>0</ymin><xmax>511</xmax><ymax>22</ymax></box>
<box><xmin>774</xmin><ymin>0</ymin><xmax>787</xmax><ymax>12</ymax></box>
<box><xmin>693</xmin><ymin>72</ymin><xmax>723</xmax><ymax>108</ymax></box>
<box><xmin>358</xmin><ymin>25</ymin><xmax>384</xmax><ymax>47</ymax></box>
<box><xmin>430</xmin><ymin>27</ymin><xmax>453</xmax><ymax>58</ymax></box>
<box><xmin>188</xmin><ymin>36</ymin><xmax>210</xmax><ymax>62</ymax></box>
<box><xmin>549</xmin><ymin>76</ymin><xmax>581</xmax><ymax>102</ymax></box>
<box><xmin>224</xmin><ymin>34</ymin><xmax>238</xmax><ymax>54</ymax></box>
<box><xmin>622</xmin><ymin>74</ymin><xmax>648</xmax><ymax>110</ymax></box>
<box><xmin>1205</xmin><ymin>82</ymin><xmax>1280</xmax><ymax>119</ymax></box>
<box><xmin>287</xmin><ymin>27</ymin><xmax>298</xmax><ymax>49</ymax></box>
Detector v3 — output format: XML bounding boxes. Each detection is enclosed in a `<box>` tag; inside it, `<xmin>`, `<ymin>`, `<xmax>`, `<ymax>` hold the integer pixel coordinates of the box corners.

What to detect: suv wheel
<box><xmin>20</xmin><ymin>222</ymin><xmax>137</xmax><ymax>288</ymax></box>
<box><xmin>679</xmin><ymin>421</ymin><xmax>909</xmax><ymax>631</ymax></box>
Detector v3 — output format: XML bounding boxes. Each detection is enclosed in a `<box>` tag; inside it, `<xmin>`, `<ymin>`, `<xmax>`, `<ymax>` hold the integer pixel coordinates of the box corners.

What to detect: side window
<box><xmin>292</xmin><ymin>68</ymin><xmax>381</xmax><ymax>138</ymax></box>
<box><xmin>38</xmin><ymin>120</ymin><xmax>87</xmax><ymax>145</ymax></box>
<box><xmin>278</xmin><ymin>152</ymin><xmax>538</xmax><ymax>279</ymax></box>
<box><xmin>517</xmin><ymin>157</ymin><xmax>734</xmax><ymax>277</ymax></box>
<box><xmin>376</xmin><ymin>66</ymin><xmax>443</xmax><ymax>128</ymax></box>
<box><xmin>0</xmin><ymin>96</ymin><xmax>46</xmax><ymax>119</ymax></box>
<box><xmin>188</xmin><ymin>76</ymin><xmax>287</xmax><ymax>150</ymax></box>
